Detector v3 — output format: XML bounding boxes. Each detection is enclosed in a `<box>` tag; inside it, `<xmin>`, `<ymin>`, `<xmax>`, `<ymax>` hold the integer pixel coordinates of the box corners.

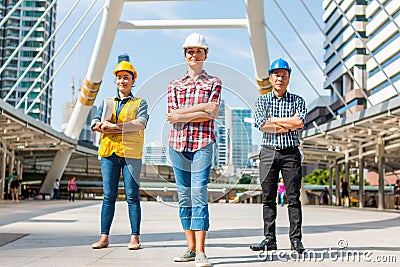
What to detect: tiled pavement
<box><xmin>1</xmin><ymin>200</ymin><xmax>399</xmax><ymax>266</ymax></box>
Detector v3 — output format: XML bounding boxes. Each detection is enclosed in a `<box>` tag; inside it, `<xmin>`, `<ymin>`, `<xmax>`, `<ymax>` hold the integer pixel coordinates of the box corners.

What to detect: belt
<box><xmin>264</xmin><ymin>145</ymin><xmax>298</xmax><ymax>151</ymax></box>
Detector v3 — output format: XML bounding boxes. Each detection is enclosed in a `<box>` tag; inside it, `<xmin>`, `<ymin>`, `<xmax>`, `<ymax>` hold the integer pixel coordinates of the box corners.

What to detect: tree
<box><xmin>238</xmin><ymin>175</ymin><xmax>252</xmax><ymax>184</ymax></box>
<box><xmin>303</xmin><ymin>169</ymin><xmax>330</xmax><ymax>185</ymax></box>
<box><xmin>303</xmin><ymin>169</ymin><xmax>370</xmax><ymax>186</ymax></box>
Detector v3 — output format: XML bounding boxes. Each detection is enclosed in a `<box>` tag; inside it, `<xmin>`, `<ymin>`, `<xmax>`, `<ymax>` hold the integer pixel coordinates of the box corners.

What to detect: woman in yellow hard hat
<box><xmin>166</xmin><ymin>32</ymin><xmax>221</xmax><ymax>267</ymax></box>
<box><xmin>91</xmin><ymin>60</ymin><xmax>149</xmax><ymax>250</ymax></box>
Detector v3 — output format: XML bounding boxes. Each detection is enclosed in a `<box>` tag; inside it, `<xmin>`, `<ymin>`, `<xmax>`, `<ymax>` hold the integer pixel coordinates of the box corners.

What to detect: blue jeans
<box><xmin>169</xmin><ymin>143</ymin><xmax>213</xmax><ymax>231</ymax></box>
<box><xmin>278</xmin><ymin>192</ymin><xmax>285</xmax><ymax>206</ymax></box>
<box><xmin>100</xmin><ymin>154</ymin><xmax>141</xmax><ymax>235</ymax></box>
<box><xmin>53</xmin><ymin>189</ymin><xmax>59</xmax><ymax>199</ymax></box>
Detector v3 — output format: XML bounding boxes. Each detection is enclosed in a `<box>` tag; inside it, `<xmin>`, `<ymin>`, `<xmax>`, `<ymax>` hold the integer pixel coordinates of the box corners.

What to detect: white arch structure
<box><xmin>39</xmin><ymin>0</ymin><xmax>271</xmax><ymax>194</ymax></box>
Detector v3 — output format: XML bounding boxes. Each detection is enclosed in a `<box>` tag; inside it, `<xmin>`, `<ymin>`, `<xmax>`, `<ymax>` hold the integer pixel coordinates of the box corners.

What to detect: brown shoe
<box><xmin>91</xmin><ymin>241</ymin><xmax>109</xmax><ymax>249</ymax></box>
<box><xmin>128</xmin><ymin>243</ymin><xmax>141</xmax><ymax>250</ymax></box>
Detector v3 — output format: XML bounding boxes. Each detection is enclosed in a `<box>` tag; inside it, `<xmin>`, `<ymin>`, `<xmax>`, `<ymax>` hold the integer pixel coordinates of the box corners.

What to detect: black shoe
<box><xmin>250</xmin><ymin>239</ymin><xmax>277</xmax><ymax>251</ymax></box>
<box><xmin>291</xmin><ymin>240</ymin><xmax>305</xmax><ymax>254</ymax></box>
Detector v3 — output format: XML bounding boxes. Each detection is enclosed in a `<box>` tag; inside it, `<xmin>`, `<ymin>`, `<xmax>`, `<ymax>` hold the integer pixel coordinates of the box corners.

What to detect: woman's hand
<box><xmin>204</xmin><ymin>102</ymin><xmax>219</xmax><ymax>119</ymax></box>
<box><xmin>101</xmin><ymin>121</ymin><xmax>122</xmax><ymax>133</ymax></box>
<box><xmin>93</xmin><ymin>121</ymin><xmax>122</xmax><ymax>133</ymax></box>
<box><xmin>165</xmin><ymin>111</ymin><xmax>181</xmax><ymax>124</ymax></box>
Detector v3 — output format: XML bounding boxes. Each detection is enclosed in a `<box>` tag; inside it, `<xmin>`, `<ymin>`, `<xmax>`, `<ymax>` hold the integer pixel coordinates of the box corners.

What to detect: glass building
<box><xmin>322</xmin><ymin>0</ymin><xmax>368</xmax><ymax>117</ymax></box>
<box><xmin>214</xmin><ymin>99</ymin><xmax>229</xmax><ymax>168</ymax></box>
<box><xmin>227</xmin><ymin>107</ymin><xmax>252</xmax><ymax>170</ymax></box>
<box><xmin>319</xmin><ymin>0</ymin><xmax>399</xmax><ymax>120</ymax></box>
<box><xmin>365</xmin><ymin>0</ymin><xmax>400</xmax><ymax>105</ymax></box>
<box><xmin>0</xmin><ymin>0</ymin><xmax>56</xmax><ymax>124</ymax></box>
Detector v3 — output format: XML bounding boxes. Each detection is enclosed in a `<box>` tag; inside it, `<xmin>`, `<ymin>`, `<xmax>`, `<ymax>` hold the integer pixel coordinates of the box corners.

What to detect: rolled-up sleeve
<box><xmin>209</xmin><ymin>78</ymin><xmax>222</xmax><ymax>104</ymax></box>
<box><xmin>91</xmin><ymin>100</ymin><xmax>104</xmax><ymax>129</ymax></box>
<box><xmin>254</xmin><ymin>96</ymin><xmax>267</xmax><ymax>130</ymax></box>
<box><xmin>296</xmin><ymin>96</ymin><xmax>307</xmax><ymax>125</ymax></box>
<box><xmin>167</xmin><ymin>82</ymin><xmax>179</xmax><ymax>113</ymax></box>
<box><xmin>136</xmin><ymin>99</ymin><xmax>149</xmax><ymax>128</ymax></box>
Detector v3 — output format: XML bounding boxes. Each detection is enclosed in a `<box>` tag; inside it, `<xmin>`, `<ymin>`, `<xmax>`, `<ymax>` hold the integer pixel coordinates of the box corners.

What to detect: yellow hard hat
<box><xmin>113</xmin><ymin>60</ymin><xmax>138</xmax><ymax>79</ymax></box>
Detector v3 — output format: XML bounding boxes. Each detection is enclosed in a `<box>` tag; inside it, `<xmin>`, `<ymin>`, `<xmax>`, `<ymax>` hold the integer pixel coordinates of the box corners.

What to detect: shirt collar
<box><xmin>271</xmin><ymin>90</ymin><xmax>289</xmax><ymax>99</ymax></box>
<box><xmin>180</xmin><ymin>70</ymin><xmax>208</xmax><ymax>81</ymax></box>
<box><xmin>114</xmin><ymin>91</ymin><xmax>134</xmax><ymax>101</ymax></box>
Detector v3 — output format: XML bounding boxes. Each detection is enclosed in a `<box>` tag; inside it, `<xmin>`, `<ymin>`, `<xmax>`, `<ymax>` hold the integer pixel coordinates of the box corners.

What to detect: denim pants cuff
<box><xmin>190</xmin><ymin>217</ymin><xmax>209</xmax><ymax>231</ymax></box>
<box><xmin>180</xmin><ymin>217</ymin><xmax>192</xmax><ymax>230</ymax></box>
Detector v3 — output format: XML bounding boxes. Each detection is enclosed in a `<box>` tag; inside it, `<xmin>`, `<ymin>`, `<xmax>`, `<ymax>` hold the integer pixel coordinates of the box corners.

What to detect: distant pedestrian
<box><xmin>53</xmin><ymin>179</ymin><xmax>60</xmax><ymax>200</ymax></box>
<box><xmin>365</xmin><ymin>195</ymin><xmax>376</xmax><ymax>208</ymax></box>
<box><xmin>394</xmin><ymin>179</ymin><xmax>400</xmax><ymax>210</ymax></box>
<box><xmin>320</xmin><ymin>187</ymin><xmax>329</xmax><ymax>205</ymax></box>
<box><xmin>68</xmin><ymin>177</ymin><xmax>77</xmax><ymax>202</ymax></box>
<box><xmin>7</xmin><ymin>168</ymin><xmax>21</xmax><ymax>203</ymax></box>
<box><xmin>340</xmin><ymin>178</ymin><xmax>351</xmax><ymax>208</ymax></box>
<box><xmin>277</xmin><ymin>178</ymin><xmax>285</xmax><ymax>207</ymax></box>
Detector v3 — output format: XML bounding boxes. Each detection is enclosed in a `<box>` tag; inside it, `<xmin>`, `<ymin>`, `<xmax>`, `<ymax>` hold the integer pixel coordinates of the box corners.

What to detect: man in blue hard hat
<box><xmin>251</xmin><ymin>58</ymin><xmax>307</xmax><ymax>253</ymax></box>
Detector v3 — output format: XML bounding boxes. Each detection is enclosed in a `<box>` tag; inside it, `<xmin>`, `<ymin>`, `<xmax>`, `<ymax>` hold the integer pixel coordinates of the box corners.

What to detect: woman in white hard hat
<box><xmin>91</xmin><ymin>60</ymin><xmax>149</xmax><ymax>250</ymax></box>
<box><xmin>166</xmin><ymin>32</ymin><xmax>221</xmax><ymax>267</ymax></box>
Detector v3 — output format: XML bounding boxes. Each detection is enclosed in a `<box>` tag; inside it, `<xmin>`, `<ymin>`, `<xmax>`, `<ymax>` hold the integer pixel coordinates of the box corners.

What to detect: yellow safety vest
<box><xmin>98</xmin><ymin>97</ymin><xmax>145</xmax><ymax>159</ymax></box>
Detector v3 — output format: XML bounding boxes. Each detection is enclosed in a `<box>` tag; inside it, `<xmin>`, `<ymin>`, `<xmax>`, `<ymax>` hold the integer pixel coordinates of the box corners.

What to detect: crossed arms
<box><xmin>260</xmin><ymin>114</ymin><xmax>304</xmax><ymax>133</ymax></box>
<box><xmin>92</xmin><ymin>120</ymin><xmax>145</xmax><ymax>134</ymax></box>
<box><xmin>165</xmin><ymin>102</ymin><xmax>219</xmax><ymax>124</ymax></box>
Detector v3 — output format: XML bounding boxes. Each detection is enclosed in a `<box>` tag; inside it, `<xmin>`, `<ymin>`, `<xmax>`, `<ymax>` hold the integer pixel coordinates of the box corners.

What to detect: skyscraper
<box><xmin>226</xmin><ymin>107</ymin><xmax>252</xmax><ymax>170</ymax></box>
<box><xmin>320</xmin><ymin>0</ymin><xmax>400</xmax><ymax>120</ymax></box>
<box><xmin>0</xmin><ymin>0</ymin><xmax>56</xmax><ymax>124</ymax></box>
<box><xmin>365</xmin><ymin>0</ymin><xmax>400</xmax><ymax>105</ymax></box>
<box><xmin>322</xmin><ymin>0</ymin><xmax>368</xmax><ymax>117</ymax></box>
<box><xmin>214</xmin><ymin>99</ymin><xmax>229</xmax><ymax>168</ymax></box>
<box><xmin>118</xmin><ymin>53</ymin><xmax>130</xmax><ymax>63</ymax></box>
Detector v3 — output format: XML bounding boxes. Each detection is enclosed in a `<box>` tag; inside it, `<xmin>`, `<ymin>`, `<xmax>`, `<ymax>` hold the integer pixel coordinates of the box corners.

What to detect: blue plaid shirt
<box><xmin>254</xmin><ymin>91</ymin><xmax>307</xmax><ymax>148</ymax></box>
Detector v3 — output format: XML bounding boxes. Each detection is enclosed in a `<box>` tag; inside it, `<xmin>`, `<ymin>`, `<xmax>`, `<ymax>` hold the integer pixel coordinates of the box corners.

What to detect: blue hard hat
<box><xmin>268</xmin><ymin>58</ymin><xmax>292</xmax><ymax>75</ymax></box>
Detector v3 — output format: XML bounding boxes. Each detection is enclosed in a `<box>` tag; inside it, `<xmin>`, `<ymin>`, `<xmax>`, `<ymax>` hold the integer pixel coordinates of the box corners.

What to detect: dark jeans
<box><xmin>259</xmin><ymin>146</ymin><xmax>302</xmax><ymax>242</ymax></box>
<box><xmin>53</xmin><ymin>189</ymin><xmax>59</xmax><ymax>199</ymax></box>
<box><xmin>69</xmin><ymin>191</ymin><xmax>76</xmax><ymax>202</ymax></box>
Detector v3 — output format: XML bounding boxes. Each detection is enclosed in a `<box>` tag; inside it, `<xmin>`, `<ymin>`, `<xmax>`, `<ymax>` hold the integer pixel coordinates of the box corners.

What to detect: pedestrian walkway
<box><xmin>0</xmin><ymin>200</ymin><xmax>399</xmax><ymax>266</ymax></box>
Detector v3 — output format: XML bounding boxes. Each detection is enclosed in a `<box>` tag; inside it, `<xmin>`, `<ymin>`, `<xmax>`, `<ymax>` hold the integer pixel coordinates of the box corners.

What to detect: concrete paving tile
<box><xmin>0</xmin><ymin>201</ymin><xmax>399</xmax><ymax>266</ymax></box>
<box><xmin>0</xmin><ymin>256</ymin><xmax>39</xmax><ymax>266</ymax></box>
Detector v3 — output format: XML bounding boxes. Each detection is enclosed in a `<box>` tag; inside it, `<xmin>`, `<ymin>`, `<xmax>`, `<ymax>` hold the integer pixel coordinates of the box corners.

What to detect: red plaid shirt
<box><xmin>168</xmin><ymin>70</ymin><xmax>222</xmax><ymax>152</ymax></box>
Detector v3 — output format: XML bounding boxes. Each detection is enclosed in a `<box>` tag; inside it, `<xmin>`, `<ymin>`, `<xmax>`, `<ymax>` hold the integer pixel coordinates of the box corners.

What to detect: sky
<box><xmin>53</xmin><ymin>0</ymin><xmax>327</xmax><ymax>146</ymax></box>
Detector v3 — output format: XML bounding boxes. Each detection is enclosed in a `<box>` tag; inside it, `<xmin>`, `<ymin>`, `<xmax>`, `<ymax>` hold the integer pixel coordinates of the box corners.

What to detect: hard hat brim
<box><xmin>182</xmin><ymin>45</ymin><xmax>209</xmax><ymax>49</ymax></box>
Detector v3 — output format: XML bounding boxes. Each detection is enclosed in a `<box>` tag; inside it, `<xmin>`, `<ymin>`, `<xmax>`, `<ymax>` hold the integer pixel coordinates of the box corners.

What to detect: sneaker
<box><xmin>195</xmin><ymin>252</ymin><xmax>211</xmax><ymax>267</ymax></box>
<box><xmin>173</xmin><ymin>249</ymin><xmax>196</xmax><ymax>262</ymax></box>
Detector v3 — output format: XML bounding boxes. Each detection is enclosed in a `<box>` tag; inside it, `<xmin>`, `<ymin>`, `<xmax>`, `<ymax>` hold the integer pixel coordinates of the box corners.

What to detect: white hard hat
<box><xmin>182</xmin><ymin>32</ymin><xmax>208</xmax><ymax>50</ymax></box>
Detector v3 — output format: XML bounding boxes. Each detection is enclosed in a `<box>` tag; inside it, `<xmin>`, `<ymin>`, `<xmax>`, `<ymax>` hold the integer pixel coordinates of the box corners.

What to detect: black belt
<box><xmin>264</xmin><ymin>145</ymin><xmax>298</xmax><ymax>151</ymax></box>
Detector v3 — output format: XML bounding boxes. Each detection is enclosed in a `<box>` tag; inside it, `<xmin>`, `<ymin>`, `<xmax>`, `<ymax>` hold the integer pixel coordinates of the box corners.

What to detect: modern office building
<box><xmin>214</xmin><ymin>100</ymin><xmax>229</xmax><ymax>168</ymax></box>
<box><xmin>322</xmin><ymin>0</ymin><xmax>368</xmax><ymax>117</ymax></box>
<box><xmin>226</xmin><ymin>107</ymin><xmax>253</xmax><ymax>170</ymax></box>
<box><xmin>365</xmin><ymin>0</ymin><xmax>400</xmax><ymax>105</ymax></box>
<box><xmin>316</xmin><ymin>0</ymin><xmax>400</xmax><ymax>126</ymax></box>
<box><xmin>118</xmin><ymin>53</ymin><xmax>130</xmax><ymax>63</ymax></box>
<box><xmin>145</xmin><ymin>142</ymin><xmax>168</xmax><ymax>166</ymax></box>
<box><xmin>0</xmin><ymin>0</ymin><xmax>56</xmax><ymax>124</ymax></box>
